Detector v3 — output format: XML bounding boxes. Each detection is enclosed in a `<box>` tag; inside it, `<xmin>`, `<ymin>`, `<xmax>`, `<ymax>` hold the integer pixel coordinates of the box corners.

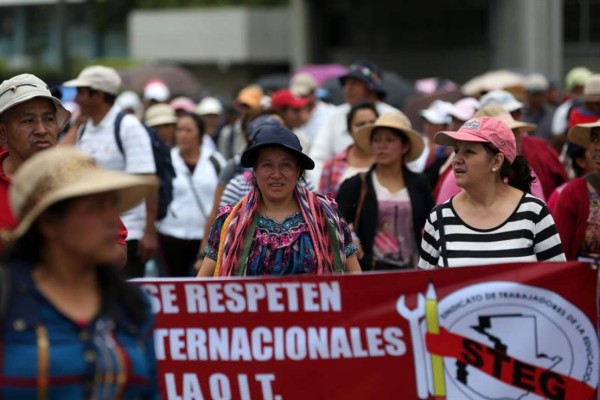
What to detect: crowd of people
<box><xmin>0</xmin><ymin>60</ymin><xmax>598</xmax><ymax>395</ymax></box>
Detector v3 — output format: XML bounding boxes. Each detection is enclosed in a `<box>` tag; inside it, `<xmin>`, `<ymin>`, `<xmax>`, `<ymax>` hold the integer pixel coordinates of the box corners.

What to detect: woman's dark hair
<box><xmin>346</xmin><ymin>101</ymin><xmax>378</xmax><ymax>133</ymax></box>
<box><xmin>2</xmin><ymin>199</ymin><xmax>73</xmax><ymax>264</ymax></box>
<box><xmin>0</xmin><ymin>198</ymin><xmax>149</xmax><ymax>325</ymax></box>
<box><xmin>181</xmin><ymin>112</ymin><xmax>205</xmax><ymax>138</ymax></box>
<box><xmin>483</xmin><ymin>143</ymin><xmax>534</xmax><ymax>193</ymax></box>
<box><xmin>567</xmin><ymin>142</ymin><xmax>587</xmax><ymax>177</ymax></box>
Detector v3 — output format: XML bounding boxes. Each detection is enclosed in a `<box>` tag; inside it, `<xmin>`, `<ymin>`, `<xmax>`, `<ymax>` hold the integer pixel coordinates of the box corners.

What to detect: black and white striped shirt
<box><xmin>418</xmin><ymin>193</ymin><xmax>565</xmax><ymax>269</ymax></box>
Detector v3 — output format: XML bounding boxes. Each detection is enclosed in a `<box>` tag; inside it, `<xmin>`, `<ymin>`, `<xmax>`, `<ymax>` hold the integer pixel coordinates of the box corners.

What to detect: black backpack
<box><xmin>79</xmin><ymin>112</ymin><xmax>175</xmax><ymax>221</ymax></box>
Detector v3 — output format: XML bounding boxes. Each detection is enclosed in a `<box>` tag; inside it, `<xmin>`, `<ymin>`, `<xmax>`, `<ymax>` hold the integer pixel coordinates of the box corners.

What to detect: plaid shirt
<box><xmin>1</xmin><ymin>260</ymin><xmax>158</xmax><ymax>399</ymax></box>
<box><xmin>318</xmin><ymin>146</ymin><xmax>351</xmax><ymax>196</ymax></box>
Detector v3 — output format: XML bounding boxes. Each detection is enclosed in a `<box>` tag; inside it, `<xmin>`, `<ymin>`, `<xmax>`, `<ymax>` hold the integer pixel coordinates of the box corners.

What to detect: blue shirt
<box><xmin>0</xmin><ymin>260</ymin><xmax>159</xmax><ymax>399</ymax></box>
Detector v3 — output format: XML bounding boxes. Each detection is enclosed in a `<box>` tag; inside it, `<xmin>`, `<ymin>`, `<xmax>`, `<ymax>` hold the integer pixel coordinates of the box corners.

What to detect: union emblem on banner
<box><xmin>399</xmin><ymin>282</ymin><xmax>599</xmax><ymax>399</ymax></box>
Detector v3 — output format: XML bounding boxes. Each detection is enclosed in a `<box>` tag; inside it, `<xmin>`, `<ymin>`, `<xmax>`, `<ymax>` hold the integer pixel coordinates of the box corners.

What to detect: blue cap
<box><xmin>241</xmin><ymin>125</ymin><xmax>315</xmax><ymax>170</ymax></box>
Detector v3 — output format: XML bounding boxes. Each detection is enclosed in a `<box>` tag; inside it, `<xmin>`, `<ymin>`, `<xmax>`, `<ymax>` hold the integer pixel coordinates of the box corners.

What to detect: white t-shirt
<box><xmin>157</xmin><ymin>147</ymin><xmax>225</xmax><ymax>239</ymax></box>
<box><xmin>77</xmin><ymin>105</ymin><xmax>156</xmax><ymax>240</ymax></box>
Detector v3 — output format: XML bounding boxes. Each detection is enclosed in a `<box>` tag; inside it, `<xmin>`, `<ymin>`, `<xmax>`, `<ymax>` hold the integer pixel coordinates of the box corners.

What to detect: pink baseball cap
<box><xmin>434</xmin><ymin>116</ymin><xmax>516</xmax><ymax>164</ymax></box>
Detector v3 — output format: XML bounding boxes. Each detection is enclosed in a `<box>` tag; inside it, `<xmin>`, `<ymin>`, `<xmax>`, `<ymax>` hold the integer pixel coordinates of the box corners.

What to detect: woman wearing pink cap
<box><xmin>418</xmin><ymin>116</ymin><xmax>565</xmax><ymax>269</ymax></box>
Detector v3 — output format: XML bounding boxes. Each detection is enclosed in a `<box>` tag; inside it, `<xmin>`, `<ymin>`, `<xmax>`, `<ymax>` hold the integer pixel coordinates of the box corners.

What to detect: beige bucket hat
<box><xmin>144</xmin><ymin>103</ymin><xmax>177</xmax><ymax>128</ymax></box>
<box><xmin>0</xmin><ymin>74</ymin><xmax>71</xmax><ymax>130</ymax></box>
<box><xmin>354</xmin><ymin>112</ymin><xmax>425</xmax><ymax>162</ymax></box>
<box><xmin>9</xmin><ymin>146</ymin><xmax>157</xmax><ymax>239</ymax></box>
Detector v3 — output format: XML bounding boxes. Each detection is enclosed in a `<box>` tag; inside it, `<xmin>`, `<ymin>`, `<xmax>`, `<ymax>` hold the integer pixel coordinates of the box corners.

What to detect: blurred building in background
<box><xmin>0</xmin><ymin>0</ymin><xmax>598</xmax><ymax>99</ymax></box>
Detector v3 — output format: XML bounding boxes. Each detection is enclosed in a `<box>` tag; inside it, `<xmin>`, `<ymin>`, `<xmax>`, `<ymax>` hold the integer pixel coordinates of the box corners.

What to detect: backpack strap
<box><xmin>76</xmin><ymin>121</ymin><xmax>87</xmax><ymax>142</ymax></box>
<box><xmin>0</xmin><ymin>266</ymin><xmax>10</xmax><ymax>323</ymax></box>
<box><xmin>113</xmin><ymin>112</ymin><xmax>126</xmax><ymax>158</ymax></box>
<box><xmin>209</xmin><ymin>154</ymin><xmax>222</xmax><ymax>177</ymax></box>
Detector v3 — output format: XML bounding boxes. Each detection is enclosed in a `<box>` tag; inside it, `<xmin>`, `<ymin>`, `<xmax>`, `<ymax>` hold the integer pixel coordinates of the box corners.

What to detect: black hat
<box><xmin>240</xmin><ymin>125</ymin><xmax>315</xmax><ymax>170</ymax></box>
<box><xmin>339</xmin><ymin>61</ymin><xmax>386</xmax><ymax>98</ymax></box>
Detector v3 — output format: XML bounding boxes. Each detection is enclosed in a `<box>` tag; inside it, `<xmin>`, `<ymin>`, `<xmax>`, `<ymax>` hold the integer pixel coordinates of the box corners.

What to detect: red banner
<box><xmin>136</xmin><ymin>262</ymin><xmax>599</xmax><ymax>400</ymax></box>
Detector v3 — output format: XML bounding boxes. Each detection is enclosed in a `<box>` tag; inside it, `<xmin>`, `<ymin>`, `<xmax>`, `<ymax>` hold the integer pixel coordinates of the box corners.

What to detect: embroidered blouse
<box><xmin>205</xmin><ymin>206</ymin><xmax>357</xmax><ymax>275</ymax></box>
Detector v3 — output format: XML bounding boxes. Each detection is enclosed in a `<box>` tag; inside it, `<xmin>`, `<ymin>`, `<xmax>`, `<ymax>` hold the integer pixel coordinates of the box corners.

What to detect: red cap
<box><xmin>271</xmin><ymin>89</ymin><xmax>309</xmax><ymax>110</ymax></box>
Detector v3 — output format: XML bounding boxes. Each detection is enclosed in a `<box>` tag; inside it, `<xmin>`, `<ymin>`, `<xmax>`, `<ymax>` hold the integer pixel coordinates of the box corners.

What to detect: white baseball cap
<box><xmin>196</xmin><ymin>97</ymin><xmax>223</xmax><ymax>116</ymax></box>
<box><xmin>63</xmin><ymin>65</ymin><xmax>121</xmax><ymax>95</ymax></box>
<box><xmin>143</xmin><ymin>80</ymin><xmax>170</xmax><ymax>102</ymax></box>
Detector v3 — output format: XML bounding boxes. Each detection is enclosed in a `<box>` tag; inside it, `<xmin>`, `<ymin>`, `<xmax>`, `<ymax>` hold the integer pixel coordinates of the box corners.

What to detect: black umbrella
<box><xmin>254</xmin><ymin>73</ymin><xmax>290</xmax><ymax>94</ymax></box>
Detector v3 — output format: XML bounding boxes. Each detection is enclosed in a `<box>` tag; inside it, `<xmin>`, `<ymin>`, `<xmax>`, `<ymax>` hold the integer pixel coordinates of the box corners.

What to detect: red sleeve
<box><xmin>553</xmin><ymin>178</ymin><xmax>586</xmax><ymax>260</ymax></box>
<box><xmin>117</xmin><ymin>219</ymin><xmax>128</xmax><ymax>245</ymax></box>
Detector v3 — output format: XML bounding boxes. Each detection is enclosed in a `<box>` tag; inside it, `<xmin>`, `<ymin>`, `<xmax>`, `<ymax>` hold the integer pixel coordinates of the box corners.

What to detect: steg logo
<box><xmin>398</xmin><ymin>282</ymin><xmax>599</xmax><ymax>400</ymax></box>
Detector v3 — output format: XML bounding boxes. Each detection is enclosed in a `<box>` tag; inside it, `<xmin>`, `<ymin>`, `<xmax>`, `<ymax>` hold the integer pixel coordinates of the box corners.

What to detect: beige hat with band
<box><xmin>9</xmin><ymin>146</ymin><xmax>157</xmax><ymax>240</ymax></box>
<box><xmin>568</xmin><ymin>120</ymin><xmax>600</xmax><ymax>149</ymax></box>
<box><xmin>144</xmin><ymin>103</ymin><xmax>177</xmax><ymax>127</ymax></box>
<box><xmin>354</xmin><ymin>112</ymin><xmax>425</xmax><ymax>162</ymax></box>
<box><xmin>0</xmin><ymin>74</ymin><xmax>71</xmax><ymax>131</ymax></box>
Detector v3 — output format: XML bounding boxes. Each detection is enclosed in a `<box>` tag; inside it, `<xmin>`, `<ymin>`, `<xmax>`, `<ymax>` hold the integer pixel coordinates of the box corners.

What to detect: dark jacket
<box><xmin>336</xmin><ymin>166</ymin><xmax>434</xmax><ymax>270</ymax></box>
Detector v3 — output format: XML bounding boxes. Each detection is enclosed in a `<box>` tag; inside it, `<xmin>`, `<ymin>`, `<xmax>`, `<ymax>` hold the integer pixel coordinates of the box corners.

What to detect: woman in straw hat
<box><xmin>0</xmin><ymin>146</ymin><xmax>158</xmax><ymax>398</ymax></box>
<box><xmin>554</xmin><ymin>120</ymin><xmax>600</xmax><ymax>260</ymax></box>
<box><xmin>418</xmin><ymin>116</ymin><xmax>565</xmax><ymax>269</ymax></box>
<box><xmin>318</xmin><ymin>101</ymin><xmax>377</xmax><ymax>195</ymax></box>
<box><xmin>198</xmin><ymin>125</ymin><xmax>361</xmax><ymax>277</ymax></box>
<box><xmin>336</xmin><ymin>112</ymin><xmax>433</xmax><ymax>270</ymax></box>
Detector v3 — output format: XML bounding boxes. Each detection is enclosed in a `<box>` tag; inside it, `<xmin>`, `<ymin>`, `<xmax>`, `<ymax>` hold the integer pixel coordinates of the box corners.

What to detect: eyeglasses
<box><xmin>349</xmin><ymin>64</ymin><xmax>382</xmax><ymax>84</ymax></box>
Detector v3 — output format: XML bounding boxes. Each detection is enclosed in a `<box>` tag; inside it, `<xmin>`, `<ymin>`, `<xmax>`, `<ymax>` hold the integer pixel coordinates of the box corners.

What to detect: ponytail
<box><xmin>500</xmin><ymin>155</ymin><xmax>534</xmax><ymax>193</ymax></box>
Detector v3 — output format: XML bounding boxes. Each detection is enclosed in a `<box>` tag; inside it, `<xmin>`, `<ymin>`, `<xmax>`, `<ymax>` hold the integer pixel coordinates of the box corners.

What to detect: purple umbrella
<box><xmin>294</xmin><ymin>64</ymin><xmax>349</xmax><ymax>86</ymax></box>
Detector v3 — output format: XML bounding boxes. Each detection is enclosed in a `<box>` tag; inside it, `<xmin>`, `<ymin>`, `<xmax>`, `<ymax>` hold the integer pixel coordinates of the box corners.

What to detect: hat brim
<box><xmin>146</xmin><ymin>115</ymin><xmax>177</xmax><ymax>127</ymax></box>
<box><xmin>63</xmin><ymin>78</ymin><xmax>118</xmax><ymax>95</ymax></box>
<box><xmin>568</xmin><ymin>120</ymin><xmax>600</xmax><ymax>148</ymax></box>
<box><xmin>504</xmin><ymin>100</ymin><xmax>524</xmax><ymax>113</ymax></box>
<box><xmin>434</xmin><ymin>130</ymin><xmax>489</xmax><ymax>147</ymax></box>
<box><xmin>338</xmin><ymin>72</ymin><xmax>387</xmax><ymax>97</ymax></box>
<box><xmin>420</xmin><ymin>109</ymin><xmax>449</xmax><ymax>125</ymax></box>
<box><xmin>355</xmin><ymin>123</ymin><xmax>425</xmax><ymax>162</ymax></box>
<box><xmin>62</xmin><ymin>78</ymin><xmax>88</xmax><ymax>88</ymax></box>
<box><xmin>509</xmin><ymin>120</ymin><xmax>537</xmax><ymax>132</ymax></box>
<box><xmin>12</xmin><ymin>170</ymin><xmax>157</xmax><ymax>240</ymax></box>
<box><xmin>240</xmin><ymin>143</ymin><xmax>315</xmax><ymax>170</ymax></box>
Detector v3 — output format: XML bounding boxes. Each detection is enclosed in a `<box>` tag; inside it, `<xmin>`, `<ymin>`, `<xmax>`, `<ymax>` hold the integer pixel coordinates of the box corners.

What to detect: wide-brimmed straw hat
<box><xmin>9</xmin><ymin>146</ymin><xmax>157</xmax><ymax>239</ymax></box>
<box><xmin>0</xmin><ymin>74</ymin><xmax>71</xmax><ymax>131</ymax></box>
<box><xmin>240</xmin><ymin>125</ymin><xmax>314</xmax><ymax>170</ymax></box>
<box><xmin>354</xmin><ymin>112</ymin><xmax>425</xmax><ymax>162</ymax></box>
<box><xmin>568</xmin><ymin>120</ymin><xmax>600</xmax><ymax>149</ymax></box>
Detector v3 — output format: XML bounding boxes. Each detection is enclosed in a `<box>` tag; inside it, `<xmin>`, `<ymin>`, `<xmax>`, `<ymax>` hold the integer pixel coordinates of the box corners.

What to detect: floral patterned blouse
<box><xmin>204</xmin><ymin>205</ymin><xmax>357</xmax><ymax>276</ymax></box>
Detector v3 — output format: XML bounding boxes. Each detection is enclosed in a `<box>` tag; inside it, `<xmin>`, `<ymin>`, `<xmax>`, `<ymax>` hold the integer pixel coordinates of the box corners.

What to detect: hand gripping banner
<box><xmin>136</xmin><ymin>261</ymin><xmax>599</xmax><ymax>400</ymax></box>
